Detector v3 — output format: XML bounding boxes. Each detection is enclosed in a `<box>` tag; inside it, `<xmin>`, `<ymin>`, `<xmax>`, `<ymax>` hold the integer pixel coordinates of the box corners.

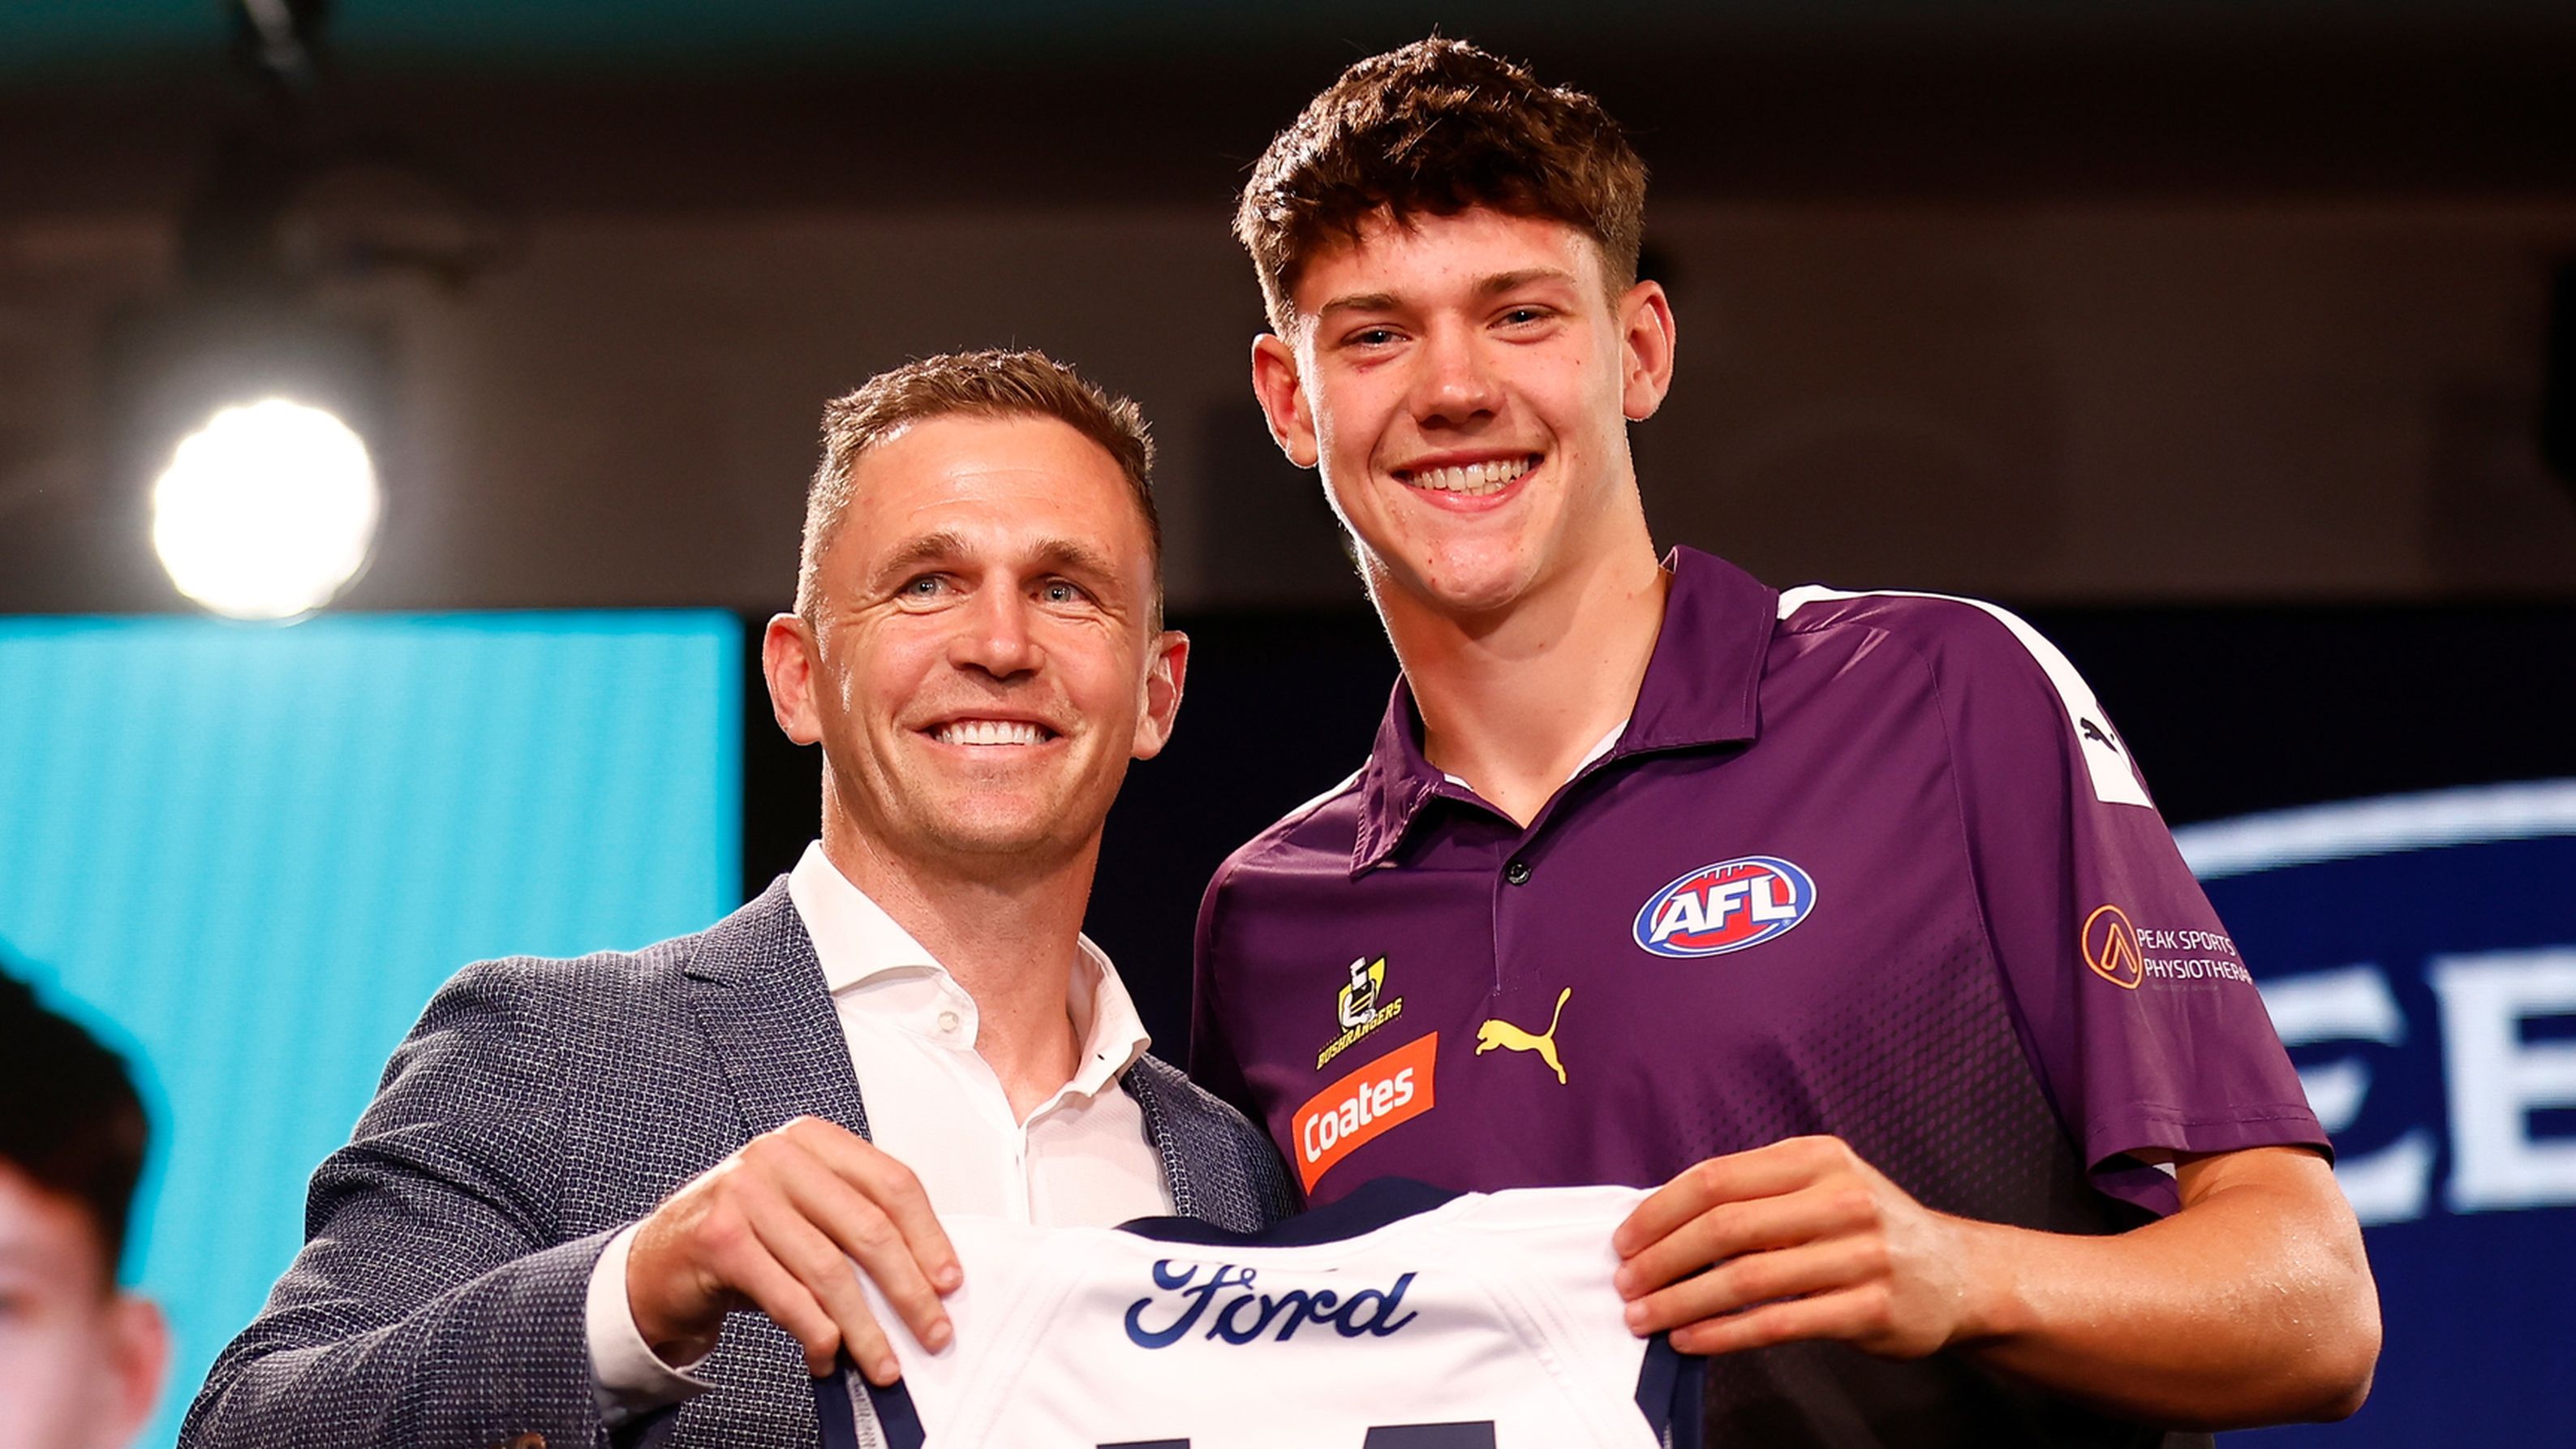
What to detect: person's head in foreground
<box><xmin>1239</xmin><ymin>37</ymin><xmax>1675</xmax><ymax>626</ymax></box>
<box><xmin>0</xmin><ymin>969</ymin><xmax>168</xmax><ymax>1449</ymax></box>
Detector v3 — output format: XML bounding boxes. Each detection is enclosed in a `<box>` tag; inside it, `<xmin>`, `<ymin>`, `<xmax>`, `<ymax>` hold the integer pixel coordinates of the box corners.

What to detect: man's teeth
<box><xmin>1408</xmin><ymin>457</ymin><xmax>1533</xmax><ymax>496</ymax></box>
<box><xmin>935</xmin><ymin>720</ymin><xmax>1048</xmax><ymax>746</ymax></box>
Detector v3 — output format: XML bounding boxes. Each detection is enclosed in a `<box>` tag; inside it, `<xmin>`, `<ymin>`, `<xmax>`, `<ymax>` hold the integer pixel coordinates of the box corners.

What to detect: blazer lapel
<box><xmin>683</xmin><ymin>877</ymin><xmax>874</xmax><ymax>1143</ymax></box>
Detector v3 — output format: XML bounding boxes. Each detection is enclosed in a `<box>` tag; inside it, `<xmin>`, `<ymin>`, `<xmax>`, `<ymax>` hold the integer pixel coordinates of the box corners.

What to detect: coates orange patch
<box><xmin>1290</xmin><ymin>1032</ymin><xmax>1437</xmax><ymax>1191</ymax></box>
<box><xmin>2083</xmin><ymin>904</ymin><xmax>2144</xmax><ymax>989</ymax></box>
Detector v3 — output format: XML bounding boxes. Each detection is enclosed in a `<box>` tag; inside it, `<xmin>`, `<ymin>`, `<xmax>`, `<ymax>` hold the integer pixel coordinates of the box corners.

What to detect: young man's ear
<box><xmin>761</xmin><ymin>613</ymin><xmax>826</xmax><ymax>746</ymax></box>
<box><xmin>1249</xmin><ymin>333</ymin><xmax>1322</xmax><ymax>470</ymax></box>
<box><xmin>1618</xmin><ymin>279</ymin><xmax>1679</xmax><ymax>423</ymax></box>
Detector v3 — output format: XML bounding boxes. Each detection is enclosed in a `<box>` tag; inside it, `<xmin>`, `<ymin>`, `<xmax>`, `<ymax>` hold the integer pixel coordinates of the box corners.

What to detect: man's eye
<box><xmin>902</xmin><ymin>575</ymin><xmax>946</xmax><ymax>597</ymax></box>
<box><xmin>1041</xmin><ymin>580</ymin><xmax>1085</xmax><ymax>604</ymax></box>
<box><xmin>1349</xmin><ymin>328</ymin><xmax>1400</xmax><ymax>348</ymax></box>
<box><xmin>1500</xmin><ymin>307</ymin><xmax>1548</xmax><ymax>326</ymax></box>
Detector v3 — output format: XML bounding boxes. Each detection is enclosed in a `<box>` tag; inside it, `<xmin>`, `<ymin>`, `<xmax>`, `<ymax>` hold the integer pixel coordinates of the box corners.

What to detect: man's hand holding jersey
<box><xmin>1611</xmin><ymin>1134</ymin><xmax>2380</xmax><ymax>1430</ymax></box>
<box><xmin>626</xmin><ymin>1115</ymin><xmax>961</xmax><ymax>1386</ymax></box>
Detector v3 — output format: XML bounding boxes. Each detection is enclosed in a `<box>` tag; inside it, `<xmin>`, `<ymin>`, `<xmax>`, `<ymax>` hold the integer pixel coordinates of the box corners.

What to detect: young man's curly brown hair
<box><xmin>1234</xmin><ymin>37</ymin><xmax>1649</xmax><ymax>334</ymax></box>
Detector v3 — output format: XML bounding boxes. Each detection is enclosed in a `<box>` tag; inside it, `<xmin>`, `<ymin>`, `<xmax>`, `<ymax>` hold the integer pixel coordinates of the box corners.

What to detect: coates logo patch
<box><xmin>1633</xmin><ymin>856</ymin><xmax>1817</xmax><ymax>957</ymax></box>
<box><xmin>2082</xmin><ymin>904</ymin><xmax>2144</xmax><ymax>989</ymax></box>
<box><xmin>1290</xmin><ymin>1033</ymin><xmax>1435</xmax><ymax>1191</ymax></box>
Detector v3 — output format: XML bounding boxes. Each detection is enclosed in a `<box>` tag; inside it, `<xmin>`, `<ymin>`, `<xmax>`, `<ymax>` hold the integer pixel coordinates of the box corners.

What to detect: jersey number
<box><xmin>1103</xmin><ymin>1425</ymin><xmax>1496</xmax><ymax>1449</ymax></box>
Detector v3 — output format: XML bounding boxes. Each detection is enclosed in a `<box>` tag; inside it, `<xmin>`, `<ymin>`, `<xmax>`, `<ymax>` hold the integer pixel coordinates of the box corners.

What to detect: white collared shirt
<box><xmin>587</xmin><ymin>842</ymin><xmax>1172</xmax><ymax>1416</ymax></box>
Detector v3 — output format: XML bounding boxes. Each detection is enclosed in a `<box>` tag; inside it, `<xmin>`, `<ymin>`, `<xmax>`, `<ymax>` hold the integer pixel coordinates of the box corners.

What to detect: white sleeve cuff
<box><xmin>587</xmin><ymin>1223</ymin><xmax>715</xmax><ymax>1425</ymax></box>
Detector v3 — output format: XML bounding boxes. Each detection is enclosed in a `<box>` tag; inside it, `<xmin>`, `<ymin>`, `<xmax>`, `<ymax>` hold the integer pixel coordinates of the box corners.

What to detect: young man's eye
<box><xmin>1348</xmin><ymin>327</ymin><xmax>1400</xmax><ymax>348</ymax></box>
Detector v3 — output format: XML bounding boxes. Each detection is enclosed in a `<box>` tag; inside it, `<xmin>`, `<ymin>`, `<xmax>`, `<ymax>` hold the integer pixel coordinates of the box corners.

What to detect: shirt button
<box><xmin>935</xmin><ymin>1009</ymin><xmax>961</xmax><ymax>1035</ymax></box>
<box><xmin>1505</xmin><ymin>858</ymin><xmax>1532</xmax><ymax>885</ymax></box>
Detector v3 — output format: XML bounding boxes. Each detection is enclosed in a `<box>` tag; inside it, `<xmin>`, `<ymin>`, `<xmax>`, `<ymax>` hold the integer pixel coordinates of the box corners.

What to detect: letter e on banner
<box><xmin>1290</xmin><ymin>1033</ymin><xmax>1437</xmax><ymax>1192</ymax></box>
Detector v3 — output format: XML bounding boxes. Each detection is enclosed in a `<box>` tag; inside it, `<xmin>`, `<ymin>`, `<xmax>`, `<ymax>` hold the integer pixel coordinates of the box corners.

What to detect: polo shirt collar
<box><xmin>1350</xmin><ymin>546</ymin><xmax>1778</xmax><ymax>874</ymax></box>
<box><xmin>786</xmin><ymin>841</ymin><xmax>1151</xmax><ymax>1090</ymax></box>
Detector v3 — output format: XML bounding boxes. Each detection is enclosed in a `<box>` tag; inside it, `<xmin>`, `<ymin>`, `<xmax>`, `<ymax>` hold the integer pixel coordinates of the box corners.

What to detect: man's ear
<box><xmin>1617</xmin><ymin>278</ymin><xmax>1679</xmax><ymax>423</ymax></box>
<box><xmin>761</xmin><ymin>613</ymin><xmax>825</xmax><ymax>746</ymax></box>
<box><xmin>1249</xmin><ymin>333</ymin><xmax>1321</xmax><ymax>470</ymax></box>
<box><xmin>1131</xmin><ymin>629</ymin><xmax>1190</xmax><ymax>761</ymax></box>
<box><xmin>99</xmin><ymin>1292</ymin><xmax>170</xmax><ymax>1448</ymax></box>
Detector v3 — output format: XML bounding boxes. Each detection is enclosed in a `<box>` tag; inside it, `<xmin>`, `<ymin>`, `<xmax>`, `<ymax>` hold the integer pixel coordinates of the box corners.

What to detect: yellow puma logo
<box><xmin>1474</xmin><ymin>987</ymin><xmax>1572</xmax><ymax>1085</ymax></box>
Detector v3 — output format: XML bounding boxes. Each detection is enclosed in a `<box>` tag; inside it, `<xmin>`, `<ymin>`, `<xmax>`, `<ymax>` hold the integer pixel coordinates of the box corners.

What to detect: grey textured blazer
<box><xmin>180</xmin><ymin>879</ymin><xmax>1295</xmax><ymax>1449</ymax></box>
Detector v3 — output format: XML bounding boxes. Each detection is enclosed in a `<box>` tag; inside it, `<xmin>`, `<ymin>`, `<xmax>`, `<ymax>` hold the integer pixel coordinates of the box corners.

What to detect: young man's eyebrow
<box><xmin>1475</xmin><ymin>266</ymin><xmax>1582</xmax><ymax>296</ymax></box>
<box><xmin>1317</xmin><ymin>290</ymin><xmax>1404</xmax><ymax>320</ymax></box>
<box><xmin>1316</xmin><ymin>268</ymin><xmax>1583</xmax><ymax>320</ymax></box>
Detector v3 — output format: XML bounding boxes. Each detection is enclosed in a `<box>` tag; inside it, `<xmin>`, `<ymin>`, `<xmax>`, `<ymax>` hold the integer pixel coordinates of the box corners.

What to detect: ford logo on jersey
<box><xmin>1633</xmin><ymin>855</ymin><xmax>1817</xmax><ymax>957</ymax></box>
<box><xmin>1124</xmin><ymin>1261</ymin><xmax>1420</xmax><ymax>1348</ymax></box>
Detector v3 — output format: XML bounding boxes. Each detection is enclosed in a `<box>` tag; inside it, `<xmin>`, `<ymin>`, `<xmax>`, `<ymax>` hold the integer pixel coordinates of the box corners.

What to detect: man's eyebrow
<box><xmin>870</xmin><ymin>531</ymin><xmax>972</xmax><ymax>585</ymax></box>
<box><xmin>869</xmin><ymin>532</ymin><xmax>1125</xmax><ymax>588</ymax></box>
<box><xmin>1025</xmin><ymin>537</ymin><xmax>1125</xmax><ymax>586</ymax></box>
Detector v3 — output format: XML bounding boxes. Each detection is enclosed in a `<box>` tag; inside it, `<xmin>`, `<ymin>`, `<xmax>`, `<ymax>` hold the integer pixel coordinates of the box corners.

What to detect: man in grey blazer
<box><xmin>182</xmin><ymin>350</ymin><xmax>1295</xmax><ymax>1449</ymax></box>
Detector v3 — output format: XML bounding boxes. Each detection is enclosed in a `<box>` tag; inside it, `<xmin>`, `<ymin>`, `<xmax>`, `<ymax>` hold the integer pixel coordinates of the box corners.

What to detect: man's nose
<box><xmin>1413</xmin><ymin>325</ymin><xmax>1502</xmax><ymax>427</ymax></box>
<box><xmin>948</xmin><ymin>587</ymin><xmax>1042</xmax><ymax>678</ymax></box>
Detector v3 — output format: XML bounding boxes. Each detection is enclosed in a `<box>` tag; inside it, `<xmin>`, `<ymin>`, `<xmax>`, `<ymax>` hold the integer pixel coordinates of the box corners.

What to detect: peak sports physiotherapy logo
<box><xmin>1634</xmin><ymin>856</ymin><xmax>1816</xmax><ymax>957</ymax></box>
<box><xmin>2084</xmin><ymin>903</ymin><xmax>2251</xmax><ymax>991</ymax></box>
<box><xmin>1122</xmin><ymin>1261</ymin><xmax>1420</xmax><ymax>1349</ymax></box>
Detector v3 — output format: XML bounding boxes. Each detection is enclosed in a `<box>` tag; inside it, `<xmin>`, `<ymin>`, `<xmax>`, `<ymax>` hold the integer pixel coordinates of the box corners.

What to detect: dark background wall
<box><xmin>5</xmin><ymin>2</ymin><xmax>2574</xmax><ymax>616</ymax></box>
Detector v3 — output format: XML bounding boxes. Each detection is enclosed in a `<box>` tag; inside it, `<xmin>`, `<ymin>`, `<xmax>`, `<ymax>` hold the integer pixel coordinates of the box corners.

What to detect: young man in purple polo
<box><xmin>1192</xmin><ymin>38</ymin><xmax>2379</xmax><ymax>1446</ymax></box>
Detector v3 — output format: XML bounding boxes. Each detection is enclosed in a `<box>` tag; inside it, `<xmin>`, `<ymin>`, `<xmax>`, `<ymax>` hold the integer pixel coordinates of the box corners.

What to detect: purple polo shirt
<box><xmin>1191</xmin><ymin>548</ymin><xmax>2323</xmax><ymax>1447</ymax></box>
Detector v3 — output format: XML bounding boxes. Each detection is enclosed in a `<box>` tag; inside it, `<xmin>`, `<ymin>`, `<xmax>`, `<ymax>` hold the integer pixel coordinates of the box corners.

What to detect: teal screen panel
<box><xmin>0</xmin><ymin>612</ymin><xmax>741</xmax><ymax>1448</ymax></box>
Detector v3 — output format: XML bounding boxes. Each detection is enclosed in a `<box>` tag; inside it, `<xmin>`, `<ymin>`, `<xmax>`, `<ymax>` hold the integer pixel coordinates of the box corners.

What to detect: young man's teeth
<box><xmin>936</xmin><ymin>720</ymin><xmax>1046</xmax><ymax>746</ymax></box>
<box><xmin>1410</xmin><ymin>457</ymin><xmax>1532</xmax><ymax>496</ymax></box>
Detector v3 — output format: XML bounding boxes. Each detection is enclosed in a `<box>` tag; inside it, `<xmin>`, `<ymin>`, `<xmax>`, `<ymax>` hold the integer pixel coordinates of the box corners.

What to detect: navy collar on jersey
<box><xmin>1350</xmin><ymin>546</ymin><xmax>1782</xmax><ymax>874</ymax></box>
<box><xmin>1120</xmin><ymin>1175</ymin><xmax>1460</xmax><ymax>1248</ymax></box>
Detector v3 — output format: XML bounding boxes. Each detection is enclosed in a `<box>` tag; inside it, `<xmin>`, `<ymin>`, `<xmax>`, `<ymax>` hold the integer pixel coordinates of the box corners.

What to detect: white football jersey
<box><xmin>815</xmin><ymin>1180</ymin><xmax>1701</xmax><ymax>1449</ymax></box>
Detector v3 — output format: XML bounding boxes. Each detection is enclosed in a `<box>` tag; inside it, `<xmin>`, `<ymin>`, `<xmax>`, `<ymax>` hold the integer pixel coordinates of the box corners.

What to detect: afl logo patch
<box><xmin>1634</xmin><ymin>856</ymin><xmax>1817</xmax><ymax>957</ymax></box>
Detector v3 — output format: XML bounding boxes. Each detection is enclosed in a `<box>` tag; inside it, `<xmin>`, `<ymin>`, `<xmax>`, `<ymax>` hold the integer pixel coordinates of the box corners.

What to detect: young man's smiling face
<box><xmin>1253</xmin><ymin>206</ymin><xmax>1675</xmax><ymax>621</ymax></box>
<box><xmin>765</xmin><ymin>413</ymin><xmax>1185</xmax><ymax>875</ymax></box>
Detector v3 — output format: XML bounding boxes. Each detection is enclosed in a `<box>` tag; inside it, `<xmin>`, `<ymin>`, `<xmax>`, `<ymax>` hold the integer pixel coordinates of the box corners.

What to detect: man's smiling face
<box><xmin>773</xmin><ymin>413</ymin><xmax>1182</xmax><ymax>874</ymax></box>
<box><xmin>1254</xmin><ymin>205</ymin><xmax>1673</xmax><ymax>621</ymax></box>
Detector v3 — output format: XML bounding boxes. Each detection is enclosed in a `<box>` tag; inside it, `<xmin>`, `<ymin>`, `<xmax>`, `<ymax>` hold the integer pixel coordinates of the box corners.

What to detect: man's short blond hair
<box><xmin>798</xmin><ymin>349</ymin><xmax>1162</xmax><ymax>623</ymax></box>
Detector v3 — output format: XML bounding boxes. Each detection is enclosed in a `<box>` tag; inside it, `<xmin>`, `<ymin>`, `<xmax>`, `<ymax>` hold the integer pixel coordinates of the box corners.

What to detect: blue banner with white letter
<box><xmin>2173</xmin><ymin>781</ymin><xmax>2576</xmax><ymax>1446</ymax></box>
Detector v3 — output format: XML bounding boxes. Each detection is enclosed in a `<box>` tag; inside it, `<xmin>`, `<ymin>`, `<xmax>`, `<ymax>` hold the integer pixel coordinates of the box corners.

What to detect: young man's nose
<box><xmin>1412</xmin><ymin>325</ymin><xmax>1503</xmax><ymax>426</ymax></box>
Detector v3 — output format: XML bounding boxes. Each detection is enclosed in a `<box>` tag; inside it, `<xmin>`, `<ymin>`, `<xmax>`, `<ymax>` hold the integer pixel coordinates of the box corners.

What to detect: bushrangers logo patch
<box><xmin>1318</xmin><ymin>956</ymin><xmax>1403</xmax><ymax>1069</ymax></box>
<box><xmin>1634</xmin><ymin>856</ymin><xmax>1817</xmax><ymax>957</ymax></box>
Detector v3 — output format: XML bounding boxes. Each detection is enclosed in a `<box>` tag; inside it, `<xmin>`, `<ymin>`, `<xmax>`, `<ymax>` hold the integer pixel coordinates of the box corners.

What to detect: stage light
<box><xmin>149</xmin><ymin>398</ymin><xmax>381</xmax><ymax>620</ymax></box>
